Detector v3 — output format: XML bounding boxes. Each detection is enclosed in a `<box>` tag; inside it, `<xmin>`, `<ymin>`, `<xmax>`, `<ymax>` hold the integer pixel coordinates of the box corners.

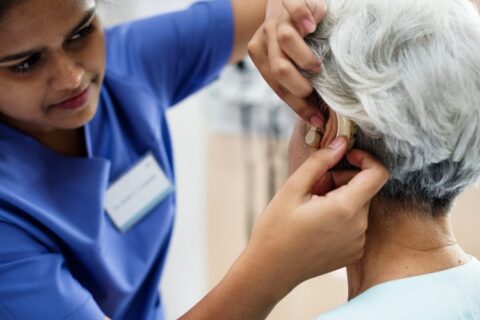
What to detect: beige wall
<box><xmin>206</xmin><ymin>134</ymin><xmax>480</xmax><ymax>320</ymax></box>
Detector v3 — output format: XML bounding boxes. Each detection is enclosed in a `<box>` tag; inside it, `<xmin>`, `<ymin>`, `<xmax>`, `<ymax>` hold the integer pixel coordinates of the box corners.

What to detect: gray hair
<box><xmin>306</xmin><ymin>0</ymin><xmax>480</xmax><ymax>215</ymax></box>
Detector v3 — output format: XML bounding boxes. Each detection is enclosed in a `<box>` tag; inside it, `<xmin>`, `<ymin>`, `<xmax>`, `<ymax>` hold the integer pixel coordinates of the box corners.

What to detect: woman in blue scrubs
<box><xmin>0</xmin><ymin>0</ymin><xmax>389</xmax><ymax>319</ymax></box>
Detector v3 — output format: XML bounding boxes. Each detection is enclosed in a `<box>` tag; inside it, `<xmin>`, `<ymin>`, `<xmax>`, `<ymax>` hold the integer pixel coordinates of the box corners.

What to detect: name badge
<box><xmin>105</xmin><ymin>153</ymin><xmax>173</xmax><ymax>232</ymax></box>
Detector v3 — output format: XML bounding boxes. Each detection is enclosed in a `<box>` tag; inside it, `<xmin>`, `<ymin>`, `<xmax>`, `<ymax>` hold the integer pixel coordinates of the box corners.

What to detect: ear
<box><xmin>316</xmin><ymin>108</ymin><xmax>357</xmax><ymax>150</ymax></box>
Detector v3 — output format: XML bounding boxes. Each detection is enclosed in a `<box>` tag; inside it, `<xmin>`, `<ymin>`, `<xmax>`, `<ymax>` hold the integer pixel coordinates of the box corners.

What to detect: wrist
<box><xmin>180</xmin><ymin>245</ymin><xmax>295</xmax><ymax>320</ymax></box>
<box><xmin>225</xmin><ymin>244</ymin><xmax>298</xmax><ymax>306</ymax></box>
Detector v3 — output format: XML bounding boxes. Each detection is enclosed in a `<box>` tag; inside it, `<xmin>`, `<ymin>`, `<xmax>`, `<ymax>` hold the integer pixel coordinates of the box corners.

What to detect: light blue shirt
<box><xmin>317</xmin><ymin>257</ymin><xmax>480</xmax><ymax>320</ymax></box>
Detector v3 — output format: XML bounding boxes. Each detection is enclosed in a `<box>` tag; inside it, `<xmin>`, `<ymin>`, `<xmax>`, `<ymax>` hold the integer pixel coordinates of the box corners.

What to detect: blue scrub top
<box><xmin>0</xmin><ymin>1</ymin><xmax>233</xmax><ymax>319</ymax></box>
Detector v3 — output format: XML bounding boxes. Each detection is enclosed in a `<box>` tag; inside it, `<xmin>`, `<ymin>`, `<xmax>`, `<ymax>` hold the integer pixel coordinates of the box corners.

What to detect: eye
<box><xmin>68</xmin><ymin>24</ymin><xmax>97</xmax><ymax>43</ymax></box>
<box><xmin>9</xmin><ymin>53</ymin><xmax>42</xmax><ymax>74</ymax></box>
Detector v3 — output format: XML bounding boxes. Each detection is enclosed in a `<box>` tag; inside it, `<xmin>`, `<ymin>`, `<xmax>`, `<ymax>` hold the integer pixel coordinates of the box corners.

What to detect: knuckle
<box><xmin>360</xmin><ymin>220</ymin><xmax>369</xmax><ymax>233</ymax></box>
<box><xmin>318</xmin><ymin>1</ymin><xmax>329</xmax><ymax>19</ymax></box>
<box><xmin>355</xmin><ymin>248</ymin><xmax>365</xmax><ymax>260</ymax></box>
<box><xmin>297</xmin><ymin>61</ymin><xmax>315</xmax><ymax>72</ymax></box>
<box><xmin>353</xmin><ymin>239</ymin><xmax>366</xmax><ymax>258</ymax></box>
<box><xmin>357</xmin><ymin>234</ymin><xmax>367</xmax><ymax>248</ymax></box>
<box><xmin>303</xmin><ymin>57</ymin><xmax>321</xmax><ymax>71</ymax></box>
<box><xmin>337</xmin><ymin>203</ymin><xmax>354</xmax><ymax>219</ymax></box>
<box><xmin>284</xmin><ymin>82</ymin><xmax>312</xmax><ymax>99</ymax></box>
<box><xmin>272</xmin><ymin>84</ymin><xmax>288</xmax><ymax>98</ymax></box>
<box><xmin>296</xmin><ymin>107</ymin><xmax>315</xmax><ymax>120</ymax></box>
<box><xmin>285</xmin><ymin>0</ymin><xmax>309</xmax><ymax>19</ymax></box>
<box><xmin>310</xmin><ymin>149</ymin><xmax>329</xmax><ymax>164</ymax></box>
<box><xmin>293</xmin><ymin>6</ymin><xmax>308</xmax><ymax>20</ymax></box>
<box><xmin>247</xmin><ymin>40</ymin><xmax>259</xmax><ymax>58</ymax></box>
<box><xmin>355</xmin><ymin>215</ymin><xmax>369</xmax><ymax>233</ymax></box>
<box><xmin>282</xmin><ymin>0</ymin><xmax>298</xmax><ymax>14</ymax></box>
<box><xmin>277</xmin><ymin>25</ymin><xmax>295</xmax><ymax>44</ymax></box>
<box><xmin>271</xmin><ymin>61</ymin><xmax>291</xmax><ymax>77</ymax></box>
<box><xmin>263</xmin><ymin>22</ymin><xmax>277</xmax><ymax>37</ymax></box>
<box><xmin>297</xmin><ymin>84</ymin><xmax>314</xmax><ymax>98</ymax></box>
<box><xmin>361</xmin><ymin>234</ymin><xmax>367</xmax><ymax>245</ymax></box>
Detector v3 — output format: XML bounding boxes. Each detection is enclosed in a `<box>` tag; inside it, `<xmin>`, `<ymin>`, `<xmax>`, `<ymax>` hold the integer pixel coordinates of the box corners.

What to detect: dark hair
<box><xmin>0</xmin><ymin>1</ymin><xmax>102</xmax><ymax>21</ymax></box>
<box><xmin>0</xmin><ymin>0</ymin><xmax>26</xmax><ymax>21</ymax></box>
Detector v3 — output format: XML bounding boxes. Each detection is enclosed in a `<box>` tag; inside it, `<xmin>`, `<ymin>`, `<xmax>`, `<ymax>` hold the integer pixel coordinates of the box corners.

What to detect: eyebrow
<box><xmin>0</xmin><ymin>8</ymin><xmax>96</xmax><ymax>64</ymax></box>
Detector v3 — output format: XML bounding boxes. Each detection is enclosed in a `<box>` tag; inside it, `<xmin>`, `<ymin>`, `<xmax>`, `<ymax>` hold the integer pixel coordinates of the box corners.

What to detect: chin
<box><xmin>55</xmin><ymin>101</ymin><xmax>98</xmax><ymax>130</ymax></box>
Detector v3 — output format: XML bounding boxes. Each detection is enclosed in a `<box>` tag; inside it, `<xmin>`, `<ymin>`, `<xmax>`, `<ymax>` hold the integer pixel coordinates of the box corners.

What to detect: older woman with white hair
<box><xmin>287</xmin><ymin>0</ymin><xmax>480</xmax><ymax>318</ymax></box>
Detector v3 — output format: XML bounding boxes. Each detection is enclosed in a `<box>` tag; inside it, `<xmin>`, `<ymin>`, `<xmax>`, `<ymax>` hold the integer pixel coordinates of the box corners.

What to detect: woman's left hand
<box><xmin>248</xmin><ymin>0</ymin><xmax>327</xmax><ymax>126</ymax></box>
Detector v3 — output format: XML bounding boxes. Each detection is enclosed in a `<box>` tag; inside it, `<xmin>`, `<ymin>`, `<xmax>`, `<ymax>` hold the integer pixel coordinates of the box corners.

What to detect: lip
<box><xmin>51</xmin><ymin>85</ymin><xmax>91</xmax><ymax>111</ymax></box>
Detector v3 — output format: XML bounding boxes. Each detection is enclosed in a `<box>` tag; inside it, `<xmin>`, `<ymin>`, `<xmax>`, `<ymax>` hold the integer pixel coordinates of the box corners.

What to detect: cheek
<box><xmin>93</xmin><ymin>33</ymin><xmax>106</xmax><ymax>73</ymax></box>
<box><xmin>0</xmin><ymin>80</ymin><xmax>44</xmax><ymax>118</ymax></box>
<box><xmin>79</xmin><ymin>31</ymin><xmax>106</xmax><ymax>78</ymax></box>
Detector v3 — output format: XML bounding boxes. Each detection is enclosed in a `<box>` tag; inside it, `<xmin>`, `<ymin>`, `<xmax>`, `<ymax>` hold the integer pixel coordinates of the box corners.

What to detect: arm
<box><xmin>229</xmin><ymin>0</ymin><xmax>268</xmax><ymax>63</ymax></box>
<box><xmin>180</xmin><ymin>138</ymin><xmax>389</xmax><ymax>319</ymax></box>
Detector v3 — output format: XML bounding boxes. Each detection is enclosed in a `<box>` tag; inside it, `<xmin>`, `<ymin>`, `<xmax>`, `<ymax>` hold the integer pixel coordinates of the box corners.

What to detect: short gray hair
<box><xmin>306</xmin><ymin>0</ymin><xmax>480</xmax><ymax>215</ymax></box>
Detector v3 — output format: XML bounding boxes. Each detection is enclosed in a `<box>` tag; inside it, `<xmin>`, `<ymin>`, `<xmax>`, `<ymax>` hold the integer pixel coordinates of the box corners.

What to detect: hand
<box><xmin>180</xmin><ymin>138</ymin><xmax>388</xmax><ymax>320</ymax></box>
<box><xmin>248</xmin><ymin>0</ymin><xmax>328</xmax><ymax>126</ymax></box>
<box><xmin>240</xmin><ymin>137</ymin><xmax>389</xmax><ymax>299</ymax></box>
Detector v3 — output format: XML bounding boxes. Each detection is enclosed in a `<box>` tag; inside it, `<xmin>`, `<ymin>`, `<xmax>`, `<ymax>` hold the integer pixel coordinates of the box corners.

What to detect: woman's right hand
<box><xmin>237</xmin><ymin>136</ymin><xmax>389</xmax><ymax>301</ymax></box>
<box><xmin>180</xmin><ymin>137</ymin><xmax>388</xmax><ymax>320</ymax></box>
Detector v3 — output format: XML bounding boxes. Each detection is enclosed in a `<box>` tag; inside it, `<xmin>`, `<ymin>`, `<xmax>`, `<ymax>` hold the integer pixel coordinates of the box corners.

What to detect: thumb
<box><xmin>280</xmin><ymin>137</ymin><xmax>347</xmax><ymax>200</ymax></box>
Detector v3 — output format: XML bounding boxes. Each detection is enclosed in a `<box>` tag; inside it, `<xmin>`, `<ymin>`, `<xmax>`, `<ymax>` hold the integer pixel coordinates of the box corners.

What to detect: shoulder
<box><xmin>103</xmin><ymin>0</ymin><xmax>234</xmax><ymax>70</ymax></box>
<box><xmin>317</xmin><ymin>260</ymin><xmax>480</xmax><ymax>320</ymax></box>
<box><xmin>103</xmin><ymin>0</ymin><xmax>233</xmax><ymax>89</ymax></box>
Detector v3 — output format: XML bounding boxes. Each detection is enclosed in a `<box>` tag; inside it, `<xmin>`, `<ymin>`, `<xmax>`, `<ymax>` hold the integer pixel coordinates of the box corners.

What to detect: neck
<box><xmin>0</xmin><ymin>115</ymin><xmax>86</xmax><ymax>157</ymax></box>
<box><xmin>347</xmin><ymin>200</ymin><xmax>469</xmax><ymax>299</ymax></box>
<box><xmin>34</xmin><ymin>128</ymin><xmax>87</xmax><ymax>157</ymax></box>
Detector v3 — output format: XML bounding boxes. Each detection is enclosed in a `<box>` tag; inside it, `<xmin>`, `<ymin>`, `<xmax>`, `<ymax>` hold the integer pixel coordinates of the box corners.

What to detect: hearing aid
<box><xmin>305</xmin><ymin>113</ymin><xmax>357</xmax><ymax>150</ymax></box>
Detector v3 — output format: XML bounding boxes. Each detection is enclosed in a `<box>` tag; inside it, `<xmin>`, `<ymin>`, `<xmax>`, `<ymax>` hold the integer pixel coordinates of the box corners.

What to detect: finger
<box><xmin>327</xmin><ymin>149</ymin><xmax>390</xmax><ymax>208</ymax></box>
<box><xmin>254</xmin><ymin>60</ymin><xmax>319</xmax><ymax>121</ymax></box>
<box><xmin>267</xmin><ymin>33</ymin><xmax>314</xmax><ymax>98</ymax></box>
<box><xmin>279</xmin><ymin>92</ymin><xmax>326</xmax><ymax>124</ymax></box>
<box><xmin>310</xmin><ymin>170</ymin><xmax>357</xmax><ymax>196</ymax></box>
<box><xmin>310</xmin><ymin>172</ymin><xmax>334</xmax><ymax>196</ymax></box>
<box><xmin>306</xmin><ymin>0</ymin><xmax>328</xmax><ymax>24</ymax></box>
<box><xmin>281</xmin><ymin>137</ymin><xmax>348</xmax><ymax>198</ymax></box>
<box><xmin>249</xmin><ymin>32</ymin><xmax>323</xmax><ymax>123</ymax></box>
<box><xmin>248</xmin><ymin>28</ymin><xmax>270</xmax><ymax>74</ymax></box>
<box><xmin>283</xmin><ymin>0</ymin><xmax>327</xmax><ymax>36</ymax></box>
<box><xmin>331</xmin><ymin>170</ymin><xmax>359</xmax><ymax>188</ymax></box>
<box><xmin>276</xmin><ymin>23</ymin><xmax>321</xmax><ymax>72</ymax></box>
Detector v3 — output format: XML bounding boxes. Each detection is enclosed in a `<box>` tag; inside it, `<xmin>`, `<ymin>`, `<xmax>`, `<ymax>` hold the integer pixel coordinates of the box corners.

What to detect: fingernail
<box><xmin>310</xmin><ymin>115</ymin><xmax>324</xmax><ymax>127</ymax></box>
<box><xmin>329</xmin><ymin>137</ymin><xmax>345</xmax><ymax>150</ymax></box>
<box><xmin>311</xmin><ymin>62</ymin><xmax>321</xmax><ymax>73</ymax></box>
<box><xmin>301</xmin><ymin>18</ymin><xmax>316</xmax><ymax>35</ymax></box>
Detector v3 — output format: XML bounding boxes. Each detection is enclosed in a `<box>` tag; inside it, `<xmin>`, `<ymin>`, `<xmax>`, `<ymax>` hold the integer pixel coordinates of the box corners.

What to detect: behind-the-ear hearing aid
<box><xmin>305</xmin><ymin>113</ymin><xmax>357</xmax><ymax>150</ymax></box>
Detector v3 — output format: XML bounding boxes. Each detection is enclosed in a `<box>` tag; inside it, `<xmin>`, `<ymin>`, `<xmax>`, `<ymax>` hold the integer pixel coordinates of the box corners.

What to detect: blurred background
<box><xmin>100</xmin><ymin>1</ymin><xmax>480</xmax><ymax>319</ymax></box>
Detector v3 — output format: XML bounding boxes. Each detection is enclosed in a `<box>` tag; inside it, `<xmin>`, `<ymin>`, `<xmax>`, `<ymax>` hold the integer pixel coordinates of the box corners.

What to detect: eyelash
<box><xmin>67</xmin><ymin>24</ymin><xmax>97</xmax><ymax>43</ymax></box>
<box><xmin>9</xmin><ymin>24</ymin><xmax>97</xmax><ymax>74</ymax></box>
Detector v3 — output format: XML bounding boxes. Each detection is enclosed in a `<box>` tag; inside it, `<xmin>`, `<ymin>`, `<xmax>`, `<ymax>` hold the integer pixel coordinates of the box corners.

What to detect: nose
<box><xmin>49</xmin><ymin>51</ymin><xmax>84</xmax><ymax>91</ymax></box>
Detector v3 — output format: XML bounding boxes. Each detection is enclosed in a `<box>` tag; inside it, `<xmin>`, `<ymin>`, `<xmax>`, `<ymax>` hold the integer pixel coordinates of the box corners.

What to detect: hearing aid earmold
<box><xmin>305</xmin><ymin>113</ymin><xmax>357</xmax><ymax>151</ymax></box>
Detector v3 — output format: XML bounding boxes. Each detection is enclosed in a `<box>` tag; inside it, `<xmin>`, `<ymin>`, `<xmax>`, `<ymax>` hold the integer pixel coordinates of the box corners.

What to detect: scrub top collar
<box><xmin>0</xmin><ymin>116</ymin><xmax>111</xmax><ymax>252</ymax></box>
<box><xmin>0</xmin><ymin>109</ymin><xmax>104</xmax><ymax>162</ymax></box>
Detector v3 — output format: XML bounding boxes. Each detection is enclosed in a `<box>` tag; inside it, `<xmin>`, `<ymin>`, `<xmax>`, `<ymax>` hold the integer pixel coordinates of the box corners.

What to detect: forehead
<box><xmin>0</xmin><ymin>0</ymin><xmax>95</xmax><ymax>53</ymax></box>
